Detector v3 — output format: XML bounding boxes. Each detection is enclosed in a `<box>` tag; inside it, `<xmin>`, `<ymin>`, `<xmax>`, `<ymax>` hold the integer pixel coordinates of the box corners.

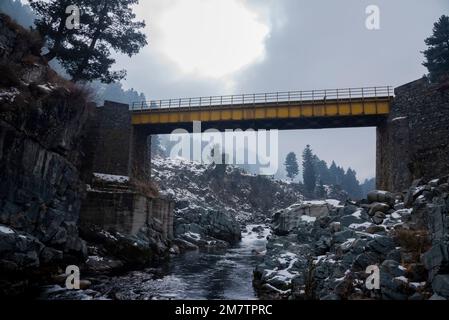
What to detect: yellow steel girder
<box><xmin>131</xmin><ymin>99</ymin><xmax>391</xmax><ymax>125</ymax></box>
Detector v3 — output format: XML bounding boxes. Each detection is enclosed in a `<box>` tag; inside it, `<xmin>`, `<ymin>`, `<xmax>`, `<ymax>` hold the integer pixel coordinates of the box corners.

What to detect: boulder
<box><xmin>432</xmin><ymin>274</ymin><xmax>449</xmax><ymax>298</ymax></box>
<box><xmin>373</xmin><ymin>212</ymin><xmax>386</xmax><ymax>225</ymax></box>
<box><xmin>352</xmin><ymin>252</ymin><xmax>380</xmax><ymax>271</ymax></box>
<box><xmin>200</xmin><ymin>210</ymin><xmax>241</xmax><ymax>243</ymax></box>
<box><xmin>272</xmin><ymin>200</ymin><xmax>338</xmax><ymax>235</ymax></box>
<box><xmin>367</xmin><ymin>236</ymin><xmax>396</xmax><ymax>256</ymax></box>
<box><xmin>422</xmin><ymin>244</ymin><xmax>449</xmax><ymax>275</ymax></box>
<box><xmin>379</xmin><ymin>260</ymin><xmax>410</xmax><ymax>300</ymax></box>
<box><xmin>329</xmin><ymin>222</ymin><xmax>341</xmax><ymax>233</ymax></box>
<box><xmin>339</xmin><ymin>215</ymin><xmax>363</xmax><ymax>227</ymax></box>
<box><xmin>367</xmin><ymin>190</ymin><xmax>395</xmax><ymax>206</ymax></box>
<box><xmin>333</xmin><ymin>230</ymin><xmax>356</xmax><ymax>244</ymax></box>
<box><xmin>369</xmin><ymin>202</ymin><xmax>391</xmax><ymax>216</ymax></box>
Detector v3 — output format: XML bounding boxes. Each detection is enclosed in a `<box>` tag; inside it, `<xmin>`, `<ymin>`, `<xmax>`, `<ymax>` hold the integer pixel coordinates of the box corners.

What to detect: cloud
<box><xmin>117</xmin><ymin>0</ymin><xmax>449</xmax><ymax>180</ymax></box>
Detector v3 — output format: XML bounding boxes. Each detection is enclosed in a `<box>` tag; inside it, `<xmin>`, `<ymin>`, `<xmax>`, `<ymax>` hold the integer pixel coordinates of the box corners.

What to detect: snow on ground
<box><xmin>263</xmin><ymin>252</ymin><xmax>299</xmax><ymax>285</ymax></box>
<box><xmin>0</xmin><ymin>88</ymin><xmax>19</xmax><ymax>103</ymax></box>
<box><xmin>151</xmin><ymin>156</ymin><xmax>303</xmax><ymax>223</ymax></box>
<box><xmin>301</xmin><ymin>215</ymin><xmax>317</xmax><ymax>223</ymax></box>
<box><xmin>303</xmin><ymin>199</ymin><xmax>341</xmax><ymax>207</ymax></box>
<box><xmin>93</xmin><ymin>173</ymin><xmax>129</xmax><ymax>183</ymax></box>
<box><xmin>0</xmin><ymin>225</ymin><xmax>15</xmax><ymax>234</ymax></box>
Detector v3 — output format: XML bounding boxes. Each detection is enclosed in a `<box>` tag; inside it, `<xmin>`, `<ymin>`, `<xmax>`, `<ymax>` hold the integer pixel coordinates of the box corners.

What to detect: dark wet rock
<box><xmin>385</xmin><ymin>249</ymin><xmax>402</xmax><ymax>263</ymax></box>
<box><xmin>352</xmin><ymin>252</ymin><xmax>380</xmax><ymax>271</ymax></box>
<box><xmin>366</xmin><ymin>225</ymin><xmax>386</xmax><ymax>234</ymax></box>
<box><xmin>367</xmin><ymin>190</ymin><xmax>395</xmax><ymax>206</ymax></box>
<box><xmin>84</xmin><ymin>256</ymin><xmax>124</xmax><ymax>275</ymax></box>
<box><xmin>339</xmin><ymin>215</ymin><xmax>363</xmax><ymax>227</ymax></box>
<box><xmin>369</xmin><ymin>203</ymin><xmax>391</xmax><ymax>216</ymax></box>
<box><xmin>367</xmin><ymin>236</ymin><xmax>396</xmax><ymax>256</ymax></box>
<box><xmin>173</xmin><ymin>238</ymin><xmax>199</xmax><ymax>252</ymax></box>
<box><xmin>333</xmin><ymin>230</ymin><xmax>356</xmax><ymax>244</ymax></box>
<box><xmin>432</xmin><ymin>274</ymin><xmax>449</xmax><ymax>298</ymax></box>
<box><xmin>406</xmin><ymin>263</ymin><xmax>427</xmax><ymax>282</ymax></box>
<box><xmin>422</xmin><ymin>243</ymin><xmax>449</xmax><ymax>278</ymax></box>
<box><xmin>429</xmin><ymin>293</ymin><xmax>447</xmax><ymax>300</ymax></box>
<box><xmin>373</xmin><ymin>212</ymin><xmax>386</xmax><ymax>225</ymax></box>
<box><xmin>252</xmin><ymin>226</ymin><xmax>265</xmax><ymax>233</ymax></box>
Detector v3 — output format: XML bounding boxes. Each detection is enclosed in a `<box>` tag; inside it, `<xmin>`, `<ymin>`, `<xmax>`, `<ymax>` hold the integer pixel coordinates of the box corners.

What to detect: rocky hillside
<box><xmin>151</xmin><ymin>156</ymin><xmax>307</xmax><ymax>250</ymax></box>
<box><xmin>254</xmin><ymin>176</ymin><xmax>449</xmax><ymax>300</ymax></box>
<box><xmin>0</xmin><ymin>14</ymin><xmax>92</xmax><ymax>295</ymax></box>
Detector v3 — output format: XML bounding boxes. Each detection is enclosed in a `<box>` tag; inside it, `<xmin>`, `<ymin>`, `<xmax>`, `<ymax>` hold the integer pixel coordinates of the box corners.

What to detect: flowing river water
<box><xmin>41</xmin><ymin>224</ymin><xmax>270</xmax><ymax>300</ymax></box>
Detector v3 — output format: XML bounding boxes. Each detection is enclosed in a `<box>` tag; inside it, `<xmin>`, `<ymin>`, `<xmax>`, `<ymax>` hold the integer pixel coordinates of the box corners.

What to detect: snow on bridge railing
<box><xmin>131</xmin><ymin>86</ymin><xmax>393</xmax><ymax>111</ymax></box>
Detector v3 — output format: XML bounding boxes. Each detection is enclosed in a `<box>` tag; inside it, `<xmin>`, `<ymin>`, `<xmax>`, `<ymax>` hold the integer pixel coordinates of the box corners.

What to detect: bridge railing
<box><xmin>131</xmin><ymin>86</ymin><xmax>393</xmax><ymax>111</ymax></box>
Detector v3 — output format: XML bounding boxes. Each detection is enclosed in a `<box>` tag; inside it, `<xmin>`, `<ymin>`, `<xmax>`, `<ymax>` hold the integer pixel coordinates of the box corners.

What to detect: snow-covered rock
<box><xmin>272</xmin><ymin>200</ymin><xmax>342</xmax><ymax>235</ymax></box>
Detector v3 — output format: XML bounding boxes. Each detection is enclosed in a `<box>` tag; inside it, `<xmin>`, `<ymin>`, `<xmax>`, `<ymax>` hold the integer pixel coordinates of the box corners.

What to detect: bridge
<box><xmin>130</xmin><ymin>86</ymin><xmax>393</xmax><ymax>134</ymax></box>
<box><xmin>90</xmin><ymin>79</ymin><xmax>448</xmax><ymax>193</ymax></box>
<box><xmin>128</xmin><ymin>86</ymin><xmax>393</xmax><ymax>180</ymax></box>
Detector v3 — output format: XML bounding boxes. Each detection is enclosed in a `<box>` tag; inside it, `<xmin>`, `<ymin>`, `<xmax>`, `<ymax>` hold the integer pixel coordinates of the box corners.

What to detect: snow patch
<box><xmin>301</xmin><ymin>215</ymin><xmax>317</xmax><ymax>223</ymax></box>
<box><xmin>0</xmin><ymin>225</ymin><xmax>15</xmax><ymax>234</ymax></box>
<box><xmin>94</xmin><ymin>173</ymin><xmax>129</xmax><ymax>183</ymax></box>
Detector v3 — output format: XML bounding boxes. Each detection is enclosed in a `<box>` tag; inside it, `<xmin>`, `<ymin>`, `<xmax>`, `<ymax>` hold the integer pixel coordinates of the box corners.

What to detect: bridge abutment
<box><xmin>376</xmin><ymin>77</ymin><xmax>449</xmax><ymax>191</ymax></box>
<box><xmin>85</xmin><ymin>100</ymin><xmax>152</xmax><ymax>181</ymax></box>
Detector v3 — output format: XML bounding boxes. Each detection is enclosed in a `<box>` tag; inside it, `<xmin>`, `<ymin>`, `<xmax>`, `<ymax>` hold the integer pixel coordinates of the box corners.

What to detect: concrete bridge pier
<box><xmin>129</xmin><ymin>125</ymin><xmax>152</xmax><ymax>182</ymax></box>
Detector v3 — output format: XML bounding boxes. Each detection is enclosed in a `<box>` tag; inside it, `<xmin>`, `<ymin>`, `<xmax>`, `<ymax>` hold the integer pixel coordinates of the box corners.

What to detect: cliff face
<box><xmin>0</xmin><ymin>14</ymin><xmax>91</xmax><ymax>294</ymax></box>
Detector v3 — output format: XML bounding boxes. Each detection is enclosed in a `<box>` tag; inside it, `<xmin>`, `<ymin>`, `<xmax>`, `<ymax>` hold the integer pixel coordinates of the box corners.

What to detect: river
<box><xmin>40</xmin><ymin>224</ymin><xmax>270</xmax><ymax>300</ymax></box>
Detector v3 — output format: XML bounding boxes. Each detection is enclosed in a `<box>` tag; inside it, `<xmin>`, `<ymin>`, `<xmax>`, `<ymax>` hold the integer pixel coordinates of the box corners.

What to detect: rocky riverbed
<box><xmin>38</xmin><ymin>224</ymin><xmax>270</xmax><ymax>300</ymax></box>
<box><xmin>253</xmin><ymin>177</ymin><xmax>449</xmax><ymax>300</ymax></box>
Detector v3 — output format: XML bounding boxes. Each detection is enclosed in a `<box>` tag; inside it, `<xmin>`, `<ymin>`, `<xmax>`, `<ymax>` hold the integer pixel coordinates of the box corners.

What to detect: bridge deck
<box><xmin>131</xmin><ymin>87</ymin><xmax>393</xmax><ymax>133</ymax></box>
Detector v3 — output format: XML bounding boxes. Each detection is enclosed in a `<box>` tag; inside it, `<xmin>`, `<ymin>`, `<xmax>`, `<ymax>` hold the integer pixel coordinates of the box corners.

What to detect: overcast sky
<box><xmin>115</xmin><ymin>0</ymin><xmax>448</xmax><ymax>181</ymax></box>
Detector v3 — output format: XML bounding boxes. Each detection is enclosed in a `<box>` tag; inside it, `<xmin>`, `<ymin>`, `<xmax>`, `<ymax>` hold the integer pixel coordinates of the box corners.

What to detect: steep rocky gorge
<box><xmin>0</xmin><ymin>14</ymin><xmax>91</xmax><ymax>295</ymax></box>
<box><xmin>1</xmin><ymin>11</ymin><xmax>449</xmax><ymax>301</ymax></box>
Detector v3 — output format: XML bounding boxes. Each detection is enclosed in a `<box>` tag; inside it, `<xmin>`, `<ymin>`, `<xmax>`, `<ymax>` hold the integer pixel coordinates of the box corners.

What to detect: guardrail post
<box><xmin>199</xmin><ymin>97</ymin><xmax>202</xmax><ymax>107</ymax></box>
<box><xmin>361</xmin><ymin>87</ymin><xmax>365</xmax><ymax>114</ymax></box>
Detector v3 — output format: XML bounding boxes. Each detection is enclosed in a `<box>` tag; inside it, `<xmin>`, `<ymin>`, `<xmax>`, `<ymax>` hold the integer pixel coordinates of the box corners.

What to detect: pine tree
<box><xmin>284</xmin><ymin>152</ymin><xmax>299</xmax><ymax>181</ymax></box>
<box><xmin>302</xmin><ymin>145</ymin><xmax>316</xmax><ymax>193</ymax></box>
<box><xmin>423</xmin><ymin>15</ymin><xmax>449</xmax><ymax>82</ymax></box>
<box><xmin>313</xmin><ymin>156</ymin><xmax>332</xmax><ymax>185</ymax></box>
<box><xmin>328</xmin><ymin>161</ymin><xmax>338</xmax><ymax>185</ymax></box>
<box><xmin>342</xmin><ymin>168</ymin><xmax>363</xmax><ymax>200</ymax></box>
<box><xmin>315</xmin><ymin>180</ymin><xmax>326</xmax><ymax>199</ymax></box>
<box><xmin>29</xmin><ymin>0</ymin><xmax>147</xmax><ymax>83</ymax></box>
